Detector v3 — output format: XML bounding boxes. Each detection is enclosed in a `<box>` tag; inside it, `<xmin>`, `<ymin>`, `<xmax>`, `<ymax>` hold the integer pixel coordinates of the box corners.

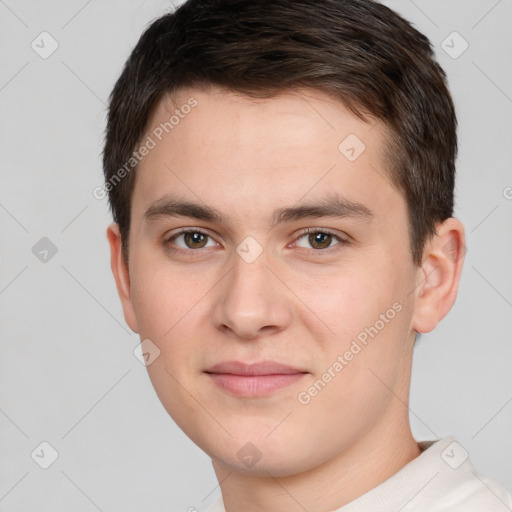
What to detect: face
<box><xmin>111</xmin><ymin>86</ymin><xmax>422</xmax><ymax>476</ymax></box>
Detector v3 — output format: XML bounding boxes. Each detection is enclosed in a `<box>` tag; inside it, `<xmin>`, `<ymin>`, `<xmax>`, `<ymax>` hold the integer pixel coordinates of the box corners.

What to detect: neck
<box><xmin>212</xmin><ymin>417</ymin><xmax>421</xmax><ymax>512</ymax></box>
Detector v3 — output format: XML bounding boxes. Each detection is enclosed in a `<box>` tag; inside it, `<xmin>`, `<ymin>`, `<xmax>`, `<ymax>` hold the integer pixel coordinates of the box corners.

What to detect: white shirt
<box><xmin>205</xmin><ymin>437</ymin><xmax>512</xmax><ymax>511</ymax></box>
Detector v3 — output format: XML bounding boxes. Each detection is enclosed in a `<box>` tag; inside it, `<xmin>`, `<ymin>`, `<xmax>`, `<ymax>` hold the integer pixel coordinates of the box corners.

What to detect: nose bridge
<box><xmin>231</xmin><ymin>234</ymin><xmax>271</xmax><ymax>292</ymax></box>
<box><xmin>212</xmin><ymin>240</ymin><xmax>292</xmax><ymax>339</ymax></box>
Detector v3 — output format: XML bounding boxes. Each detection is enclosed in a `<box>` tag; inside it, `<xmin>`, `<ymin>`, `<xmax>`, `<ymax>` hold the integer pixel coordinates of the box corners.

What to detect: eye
<box><xmin>294</xmin><ymin>229</ymin><xmax>347</xmax><ymax>252</ymax></box>
<box><xmin>165</xmin><ymin>229</ymin><xmax>218</xmax><ymax>250</ymax></box>
<box><xmin>163</xmin><ymin>227</ymin><xmax>349</xmax><ymax>255</ymax></box>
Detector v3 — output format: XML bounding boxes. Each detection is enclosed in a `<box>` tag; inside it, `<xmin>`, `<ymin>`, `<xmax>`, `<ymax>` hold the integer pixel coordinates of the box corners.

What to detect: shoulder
<box><xmin>438</xmin><ymin>472</ymin><xmax>512</xmax><ymax>511</ymax></box>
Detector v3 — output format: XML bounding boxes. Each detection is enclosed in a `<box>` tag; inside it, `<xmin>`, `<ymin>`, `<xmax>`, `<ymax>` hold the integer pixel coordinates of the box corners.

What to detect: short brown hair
<box><xmin>103</xmin><ymin>0</ymin><xmax>457</xmax><ymax>265</ymax></box>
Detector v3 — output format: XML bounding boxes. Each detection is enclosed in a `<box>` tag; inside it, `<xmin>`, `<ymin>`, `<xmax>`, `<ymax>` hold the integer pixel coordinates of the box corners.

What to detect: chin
<box><xmin>206</xmin><ymin>432</ymin><xmax>329</xmax><ymax>477</ymax></box>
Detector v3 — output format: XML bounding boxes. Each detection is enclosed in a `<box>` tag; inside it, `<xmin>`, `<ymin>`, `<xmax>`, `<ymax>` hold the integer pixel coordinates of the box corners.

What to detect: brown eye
<box><xmin>183</xmin><ymin>231</ymin><xmax>208</xmax><ymax>248</ymax></box>
<box><xmin>294</xmin><ymin>229</ymin><xmax>346</xmax><ymax>252</ymax></box>
<box><xmin>166</xmin><ymin>230</ymin><xmax>216</xmax><ymax>251</ymax></box>
<box><xmin>308</xmin><ymin>232</ymin><xmax>332</xmax><ymax>249</ymax></box>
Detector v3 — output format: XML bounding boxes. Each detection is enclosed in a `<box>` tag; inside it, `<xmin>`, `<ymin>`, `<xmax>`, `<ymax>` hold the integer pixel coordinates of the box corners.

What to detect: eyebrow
<box><xmin>143</xmin><ymin>194</ymin><xmax>373</xmax><ymax>227</ymax></box>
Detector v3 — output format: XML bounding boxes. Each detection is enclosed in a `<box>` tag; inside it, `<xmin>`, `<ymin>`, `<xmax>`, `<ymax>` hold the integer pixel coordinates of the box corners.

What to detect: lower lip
<box><xmin>207</xmin><ymin>373</ymin><xmax>307</xmax><ymax>396</ymax></box>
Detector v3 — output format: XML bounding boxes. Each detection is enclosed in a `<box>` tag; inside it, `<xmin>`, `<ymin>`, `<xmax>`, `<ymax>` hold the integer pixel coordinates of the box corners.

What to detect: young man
<box><xmin>103</xmin><ymin>0</ymin><xmax>512</xmax><ymax>510</ymax></box>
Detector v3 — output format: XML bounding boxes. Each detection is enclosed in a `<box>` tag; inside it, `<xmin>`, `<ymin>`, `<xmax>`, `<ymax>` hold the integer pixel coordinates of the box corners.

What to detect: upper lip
<box><xmin>206</xmin><ymin>360</ymin><xmax>307</xmax><ymax>375</ymax></box>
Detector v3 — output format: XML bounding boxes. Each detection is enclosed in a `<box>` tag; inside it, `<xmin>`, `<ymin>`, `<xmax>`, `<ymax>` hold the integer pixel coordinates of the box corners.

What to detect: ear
<box><xmin>412</xmin><ymin>217</ymin><xmax>466</xmax><ymax>334</ymax></box>
<box><xmin>106</xmin><ymin>223</ymin><xmax>139</xmax><ymax>333</ymax></box>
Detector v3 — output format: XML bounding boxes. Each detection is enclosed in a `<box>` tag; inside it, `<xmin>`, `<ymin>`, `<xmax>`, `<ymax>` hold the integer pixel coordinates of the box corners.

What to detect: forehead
<box><xmin>132</xmin><ymin>86</ymin><xmax>402</xmax><ymax>226</ymax></box>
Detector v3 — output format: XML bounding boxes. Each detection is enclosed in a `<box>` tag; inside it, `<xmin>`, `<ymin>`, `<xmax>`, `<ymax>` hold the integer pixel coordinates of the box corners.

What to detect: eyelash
<box><xmin>163</xmin><ymin>227</ymin><xmax>349</xmax><ymax>256</ymax></box>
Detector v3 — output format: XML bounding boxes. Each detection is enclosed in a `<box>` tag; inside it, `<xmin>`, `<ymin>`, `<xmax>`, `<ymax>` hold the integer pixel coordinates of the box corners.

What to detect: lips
<box><xmin>206</xmin><ymin>360</ymin><xmax>307</xmax><ymax>375</ymax></box>
<box><xmin>205</xmin><ymin>360</ymin><xmax>308</xmax><ymax>396</ymax></box>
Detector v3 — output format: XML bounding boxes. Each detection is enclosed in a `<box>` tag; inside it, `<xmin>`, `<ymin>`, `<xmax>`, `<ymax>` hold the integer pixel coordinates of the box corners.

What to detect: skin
<box><xmin>107</xmin><ymin>86</ymin><xmax>465</xmax><ymax>512</ymax></box>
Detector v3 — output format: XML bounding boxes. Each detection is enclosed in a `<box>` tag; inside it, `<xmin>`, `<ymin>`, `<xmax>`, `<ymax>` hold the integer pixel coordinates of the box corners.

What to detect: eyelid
<box><xmin>164</xmin><ymin>227</ymin><xmax>221</xmax><ymax>250</ymax></box>
<box><xmin>291</xmin><ymin>227</ymin><xmax>350</xmax><ymax>252</ymax></box>
<box><xmin>295</xmin><ymin>227</ymin><xmax>349</xmax><ymax>240</ymax></box>
<box><xmin>163</xmin><ymin>227</ymin><xmax>350</xmax><ymax>253</ymax></box>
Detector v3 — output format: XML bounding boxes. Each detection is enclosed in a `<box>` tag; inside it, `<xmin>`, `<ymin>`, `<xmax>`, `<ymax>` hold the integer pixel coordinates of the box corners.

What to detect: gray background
<box><xmin>0</xmin><ymin>0</ymin><xmax>511</xmax><ymax>510</ymax></box>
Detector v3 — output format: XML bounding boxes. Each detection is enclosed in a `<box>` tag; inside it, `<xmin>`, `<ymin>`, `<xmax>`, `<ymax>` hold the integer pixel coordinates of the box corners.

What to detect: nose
<box><xmin>211</xmin><ymin>249</ymin><xmax>293</xmax><ymax>341</ymax></box>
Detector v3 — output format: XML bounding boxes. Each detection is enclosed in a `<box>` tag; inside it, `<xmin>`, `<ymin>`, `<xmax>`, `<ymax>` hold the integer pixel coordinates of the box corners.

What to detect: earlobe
<box><xmin>412</xmin><ymin>218</ymin><xmax>466</xmax><ymax>334</ymax></box>
<box><xmin>106</xmin><ymin>223</ymin><xmax>139</xmax><ymax>333</ymax></box>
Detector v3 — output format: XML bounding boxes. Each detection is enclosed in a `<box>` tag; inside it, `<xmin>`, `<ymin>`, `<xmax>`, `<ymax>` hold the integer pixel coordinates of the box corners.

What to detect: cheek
<box><xmin>128</xmin><ymin>258</ymin><xmax>210</xmax><ymax>430</ymax></box>
<box><xmin>129</xmin><ymin>256</ymin><xmax>215</xmax><ymax>383</ymax></box>
<box><xmin>129</xmin><ymin>254</ymin><xmax>205</xmax><ymax>335</ymax></box>
<box><xmin>293</xmin><ymin>263</ymin><xmax>404</xmax><ymax>342</ymax></box>
<box><xmin>294</xmin><ymin>259</ymin><xmax>414</xmax><ymax>396</ymax></box>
